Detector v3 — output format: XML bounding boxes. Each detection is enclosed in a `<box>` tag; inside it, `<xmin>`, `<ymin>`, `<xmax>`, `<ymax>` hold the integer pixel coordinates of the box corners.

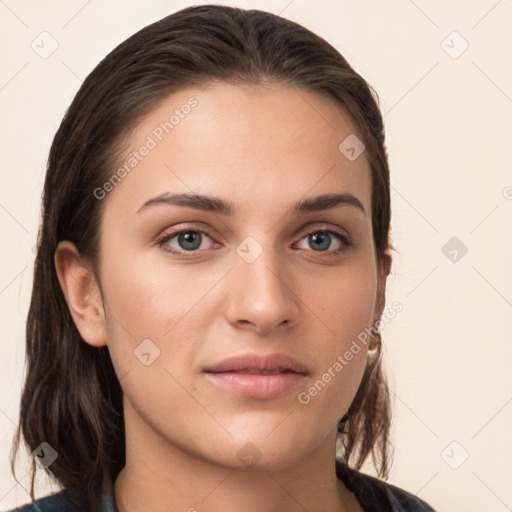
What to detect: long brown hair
<box><xmin>10</xmin><ymin>5</ymin><xmax>393</xmax><ymax>511</ymax></box>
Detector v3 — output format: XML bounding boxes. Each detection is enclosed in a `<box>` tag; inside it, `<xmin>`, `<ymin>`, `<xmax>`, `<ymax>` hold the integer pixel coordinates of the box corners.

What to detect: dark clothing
<box><xmin>5</xmin><ymin>461</ymin><xmax>436</xmax><ymax>511</ymax></box>
<box><xmin>336</xmin><ymin>460</ymin><xmax>436</xmax><ymax>511</ymax></box>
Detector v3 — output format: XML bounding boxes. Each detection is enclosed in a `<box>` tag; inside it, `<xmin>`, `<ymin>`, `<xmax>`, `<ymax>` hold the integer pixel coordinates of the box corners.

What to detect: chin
<box><xmin>202</xmin><ymin>431</ymin><xmax>315</xmax><ymax>472</ymax></box>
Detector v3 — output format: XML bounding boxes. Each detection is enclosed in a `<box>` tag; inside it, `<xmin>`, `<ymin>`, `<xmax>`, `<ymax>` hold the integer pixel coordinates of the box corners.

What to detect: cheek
<box><xmin>99</xmin><ymin>247</ymin><xmax>227</xmax><ymax>394</ymax></box>
<box><xmin>100</xmin><ymin>254</ymin><xmax>212</xmax><ymax>433</ymax></box>
<box><xmin>296</xmin><ymin>259</ymin><xmax>377</xmax><ymax>413</ymax></box>
<box><xmin>100</xmin><ymin>251</ymin><xmax>213</xmax><ymax>339</ymax></box>
<box><xmin>304</xmin><ymin>255</ymin><xmax>378</xmax><ymax>347</ymax></box>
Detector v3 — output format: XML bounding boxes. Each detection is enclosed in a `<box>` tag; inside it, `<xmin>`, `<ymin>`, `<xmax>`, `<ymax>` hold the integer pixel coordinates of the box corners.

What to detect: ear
<box><xmin>54</xmin><ymin>240</ymin><xmax>107</xmax><ymax>347</ymax></box>
<box><xmin>369</xmin><ymin>247</ymin><xmax>393</xmax><ymax>350</ymax></box>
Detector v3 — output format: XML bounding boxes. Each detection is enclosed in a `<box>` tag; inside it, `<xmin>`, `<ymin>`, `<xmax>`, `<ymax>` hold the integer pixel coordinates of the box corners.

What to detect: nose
<box><xmin>224</xmin><ymin>242</ymin><xmax>300</xmax><ymax>335</ymax></box>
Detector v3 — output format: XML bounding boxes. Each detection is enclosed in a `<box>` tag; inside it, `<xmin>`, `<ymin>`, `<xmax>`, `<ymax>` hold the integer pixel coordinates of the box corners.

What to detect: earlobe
<box><xmin>380</xmin><ymin>248</ymin><xmax>393</xmax><ymax>286</ymax></box>
<box><xmin>54</xmin><ymin>241</ymin><xmax>107</xmax><ymax>347</ymax></box>
<box><xmin>376</xmin><ymin>248</ymin><xmax>393</xmax><ymax>312</ymax></box>
<box><xmin>369</xmin><ymin>248</ymin><xmax>393</xmax><ymax>350</ymax></box>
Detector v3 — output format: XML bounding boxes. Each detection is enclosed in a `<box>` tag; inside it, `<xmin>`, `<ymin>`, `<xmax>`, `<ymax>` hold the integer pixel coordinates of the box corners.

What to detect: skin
<box><xmin>55</xmin><ymin>81</ymin><xmax>391</xmax><ymax>512</ymax></box>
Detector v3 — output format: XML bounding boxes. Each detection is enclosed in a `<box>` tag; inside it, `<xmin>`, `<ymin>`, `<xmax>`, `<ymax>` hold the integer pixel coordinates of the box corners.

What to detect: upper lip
<box><xmin>203</xmin><ymin>353</ymin><xmax>309</xmax><ymax>374</ymax></box>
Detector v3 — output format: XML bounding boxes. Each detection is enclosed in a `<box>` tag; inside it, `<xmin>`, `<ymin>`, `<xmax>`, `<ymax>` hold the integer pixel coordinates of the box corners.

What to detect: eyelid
<box><xmin>296</xmin><ymin>222</ymin><xmax>350</xmax><ymax>240</ymax></box>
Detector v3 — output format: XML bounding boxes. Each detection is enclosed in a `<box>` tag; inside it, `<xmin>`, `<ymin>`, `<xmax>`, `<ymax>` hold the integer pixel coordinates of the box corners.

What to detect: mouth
<box><xmin>225</xmin><ymin>368</ymin><xmax>294</xmax><ymax>375</ymax></box>
<box><xmin>203</xmin><ymin>353</ymin><xmax>308</xmax><ymax>399</ymax></box>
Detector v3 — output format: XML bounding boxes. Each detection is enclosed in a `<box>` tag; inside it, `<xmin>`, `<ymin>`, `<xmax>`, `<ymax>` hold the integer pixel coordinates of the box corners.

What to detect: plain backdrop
<box><xmin>1</xmin><ymin>1</ymin><xmax>511</xmax><ymax>510</ymax></box>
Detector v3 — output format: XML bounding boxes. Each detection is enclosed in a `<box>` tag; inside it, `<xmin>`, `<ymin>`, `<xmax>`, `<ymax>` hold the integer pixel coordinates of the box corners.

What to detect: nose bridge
<box><xmin>225</xmin><ymin>233</ymin><xmax>299</xmax><ymax>333</ymax></box>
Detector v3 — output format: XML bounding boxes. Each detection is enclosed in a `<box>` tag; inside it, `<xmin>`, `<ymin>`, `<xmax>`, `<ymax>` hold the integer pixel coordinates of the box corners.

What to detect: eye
<box><xmin>156</xmin><ymin>228</ymin><xmax>217</xmax><ymax>254</ymax></box>
<box><xmin>296</xmin><ymin>229</ymin><xmax>353</xmax><ymax>254</ymax></box>
<box><xmin>156</xmin><ymin>226</ymin><xmax>353</xmax><ymax>256</ymax></box>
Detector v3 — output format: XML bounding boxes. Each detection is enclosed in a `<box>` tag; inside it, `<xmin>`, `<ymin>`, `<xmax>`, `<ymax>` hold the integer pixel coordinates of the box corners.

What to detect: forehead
<box><xmin>103</xmin><ymin>81</ymin><xmax>372</xmax><ymax>217</ymax></box>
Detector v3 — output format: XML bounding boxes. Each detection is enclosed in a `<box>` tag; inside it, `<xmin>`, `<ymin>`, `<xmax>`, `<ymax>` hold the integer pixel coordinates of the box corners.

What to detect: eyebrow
<box><xmin>136</xmin><ymin>192</ymin><xmax>366</xmax><ymax>216</ymax></box>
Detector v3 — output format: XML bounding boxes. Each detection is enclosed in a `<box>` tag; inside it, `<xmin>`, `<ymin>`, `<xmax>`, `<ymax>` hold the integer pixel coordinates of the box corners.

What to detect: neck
<box><xmin>113</xmin><ymin>399</ymin><xmax>362</xmax><ymax>512</ymax></box>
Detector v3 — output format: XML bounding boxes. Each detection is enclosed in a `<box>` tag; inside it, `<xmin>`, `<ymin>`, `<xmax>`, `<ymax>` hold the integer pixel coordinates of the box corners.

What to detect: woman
<box><xmin>8</xmin><ymin>5</ymin><xmax>435</xmax><ymax>511</ymax></box>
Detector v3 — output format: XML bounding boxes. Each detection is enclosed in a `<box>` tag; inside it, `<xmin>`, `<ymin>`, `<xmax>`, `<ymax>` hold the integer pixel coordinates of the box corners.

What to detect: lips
<box><xmin>203</xmin><ymin>353</ymin><xmax>309</xmax><ymax>399</ymax></box>
<box><xmin>203</xmin><ymin>353</ymin><xmax>309</xmax><ymax>375</ymax></box>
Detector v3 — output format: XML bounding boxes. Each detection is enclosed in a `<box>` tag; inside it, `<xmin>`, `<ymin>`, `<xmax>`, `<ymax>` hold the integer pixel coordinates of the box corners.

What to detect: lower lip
<box><xmin>204</xmin><ymin>371</ymin><xmax>306</xmax><ymax>399</ymax></box>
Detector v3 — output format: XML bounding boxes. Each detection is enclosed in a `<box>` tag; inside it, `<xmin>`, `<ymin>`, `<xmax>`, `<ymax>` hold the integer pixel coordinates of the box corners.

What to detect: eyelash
<box><xmin>155</xmin><ymin>225</ymin><xmax>354</xmax><ymax>258</ymax></box>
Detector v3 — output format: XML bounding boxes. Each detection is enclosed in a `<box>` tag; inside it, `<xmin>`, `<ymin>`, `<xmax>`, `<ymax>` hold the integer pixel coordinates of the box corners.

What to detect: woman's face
<box><xmin>91</xmin><ymin>81</ymin><xmax>389</xmax><ymax>470</ymax></box>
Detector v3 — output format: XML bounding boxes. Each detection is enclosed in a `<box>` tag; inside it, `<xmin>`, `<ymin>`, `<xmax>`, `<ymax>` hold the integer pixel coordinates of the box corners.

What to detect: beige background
<box><xmin>1</xmin><ymin>1</ymin><xmax>511</xmax><ymax>510</ymax></box>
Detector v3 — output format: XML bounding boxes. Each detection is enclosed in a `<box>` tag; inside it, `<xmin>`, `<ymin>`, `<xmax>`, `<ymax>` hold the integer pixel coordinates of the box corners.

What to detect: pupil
<box><xmin>310</xmin><ymin>233</ymin><xmax>330</xmax><ymax>251</ymax></box>
<box><xmin>179</xmin><ymin>232</ymin><xmax>201</xmax><ymax>250</ymax></box>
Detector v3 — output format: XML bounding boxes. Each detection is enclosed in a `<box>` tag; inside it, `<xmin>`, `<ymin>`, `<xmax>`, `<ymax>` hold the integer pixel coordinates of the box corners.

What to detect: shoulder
<box><xmin>3</xmin><ymin>490</ymin><xmax>81</xmax><ymax>512</ymax></box>
<box><xmin>361</xmin><ymin>474</ymin><xmax>436</xmax><ymax>511</ymax></box>
<box><xmin>336</xmin><ymin>460</ymin><xmax>437</xmax><ymax>512</ymax></box>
